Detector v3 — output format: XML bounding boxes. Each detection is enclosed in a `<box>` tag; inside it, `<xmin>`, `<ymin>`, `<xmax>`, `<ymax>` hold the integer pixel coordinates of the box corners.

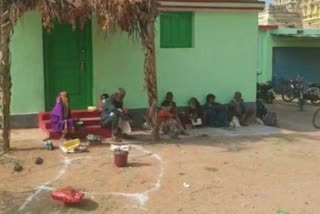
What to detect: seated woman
<box><xmin>158</xmin><ymin>93</ymin><xmax>186</xmax><ymax>137</ymax></box>
<box><xmin>229</xmin><ymin>91</ymin><xmax>251</xmax><ymax>126</ymax></box>
<box><xmin>187</xmin><ymin>97</ymin><xmax>204</xmax><ymax>127</ymax></box>
<box><xmin>161</xmin><ymin>92</ymin><xmax>177</xmax><ymax>113</ymax></box>
<box><xmin>50</xmin><ymin>91</ymin><xmax>74</xmax><ymax>138</ymax></box>
<box><xmin>204</xmin><ymin>94</ymin><xmax>229</xmax><ymax>127</ymax></box>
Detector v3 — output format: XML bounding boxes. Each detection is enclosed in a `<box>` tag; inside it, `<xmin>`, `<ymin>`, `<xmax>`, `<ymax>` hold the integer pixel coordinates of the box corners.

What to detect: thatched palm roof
<box><xmin>0</xmin><ymin>0</ymin><xmax>160</xmax><ymax>152</ymax></box>
<box><xmin>4</xmin><ymin>0</ymin><xmax>158</xmax><ymax>34</ymax></box>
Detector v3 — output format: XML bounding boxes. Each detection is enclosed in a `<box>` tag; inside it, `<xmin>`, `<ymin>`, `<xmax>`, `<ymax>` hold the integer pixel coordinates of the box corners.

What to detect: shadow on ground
<box><xmin>135</xmin><ymin>132</ymin><xmax>320</xmax><ymax>153</ymax></box>
<box><xmin>267</xmin><ymin>98</ymin><xmax>319</xmax><ymax>132</ymax></box>
<box><xmin>66</xmin><ymin>199</ymin><xmax>99</xmax><ymax>212</ymax></box>
<box><xmin>1</xmin><ymin>191</ymin><xmax>100</xmax><ymax>214</ymax></box>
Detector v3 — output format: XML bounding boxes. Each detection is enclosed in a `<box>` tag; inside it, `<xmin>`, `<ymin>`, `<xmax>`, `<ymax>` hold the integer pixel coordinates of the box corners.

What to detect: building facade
<box><xmin>258</xmin><ymin>27</ymin><xmax>320</xmax><ymax>91</ymax></box>
<box><xmin>259</xmin><ymin>0</ymin><xmax>320</xmax><ymax>28</ymax></box>
<box><xmin>259</xmin><ymin>4</ymin><xmax>302</xmax><ymax>27</ymax></box>
<box><xmin>10</xmin><ymin>0</ymin><xmax>264</xmax><ymax>127</ymax></box>
<box><xmin>300</xmin><ymin>0</ymin><xmax>320</xmax><ymax>28</ymax></box>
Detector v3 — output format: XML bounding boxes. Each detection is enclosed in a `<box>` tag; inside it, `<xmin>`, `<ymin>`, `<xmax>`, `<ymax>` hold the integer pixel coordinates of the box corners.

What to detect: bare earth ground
<box><xmin>1</xmin><ymin>100</ymin><xmax>320</xmax><ymax>214</ymax></box>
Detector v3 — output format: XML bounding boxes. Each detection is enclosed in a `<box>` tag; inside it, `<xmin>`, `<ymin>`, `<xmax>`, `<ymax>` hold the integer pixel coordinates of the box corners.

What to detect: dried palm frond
<box><xmin>4</xmin><ymin>0</ymin><xmax>158</xmax><ymax>34</ymax></box>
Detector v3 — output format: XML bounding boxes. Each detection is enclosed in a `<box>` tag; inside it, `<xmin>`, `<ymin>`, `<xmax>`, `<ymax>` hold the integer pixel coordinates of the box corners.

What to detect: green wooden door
<box><xmin>43</xmin><ymin>22</ymin><xmax>93</xmax><ymax>111</ymax></box>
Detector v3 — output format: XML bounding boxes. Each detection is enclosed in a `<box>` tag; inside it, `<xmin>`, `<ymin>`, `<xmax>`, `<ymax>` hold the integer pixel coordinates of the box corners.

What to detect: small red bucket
<box><xmin>114</xmin><ymin>151</ymin><xmax>128</xmax><ymax>167</ymax></box>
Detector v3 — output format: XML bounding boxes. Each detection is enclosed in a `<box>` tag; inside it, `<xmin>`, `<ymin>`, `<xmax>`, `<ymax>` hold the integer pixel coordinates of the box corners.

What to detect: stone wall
<box><xmin>259</xmin><ymin>0</ymin><xmax>320</xmax><ymax>28</ymax></box>
<box><xmin>300</xmin><ymin>0</ymin><xmax>320</xmax><ymax>28</ymax></box>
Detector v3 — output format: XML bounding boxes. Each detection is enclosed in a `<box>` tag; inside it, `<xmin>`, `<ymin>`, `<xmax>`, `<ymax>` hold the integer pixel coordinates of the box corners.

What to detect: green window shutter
<box><xmin>160</xmin><ymin>12</ymin><xmax>193</xmax><ymax>48</ymax></box>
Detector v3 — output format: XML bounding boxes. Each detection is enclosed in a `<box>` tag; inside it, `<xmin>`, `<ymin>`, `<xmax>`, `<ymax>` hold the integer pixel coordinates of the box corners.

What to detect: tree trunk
<box><xmin>0</xmin><ymin>3</ymin><xmax>12</xmax><ymax>153</ymax></box>
<box><xmin>142</xmin><ymin>21</ymin><xmax>159</xmax><ymax>141</ymax></box>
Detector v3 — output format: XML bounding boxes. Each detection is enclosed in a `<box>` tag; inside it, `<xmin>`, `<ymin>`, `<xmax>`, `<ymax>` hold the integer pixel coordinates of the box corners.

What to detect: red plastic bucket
<box><xmin>114</xmin><ymin>151</ymin><xmax>128</xmax><ymax>167</ymax></box>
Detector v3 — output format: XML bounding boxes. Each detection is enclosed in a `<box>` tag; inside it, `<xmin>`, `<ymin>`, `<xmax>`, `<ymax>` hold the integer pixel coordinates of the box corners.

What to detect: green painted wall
<box><xmin>157</xmin><ymin>12</ymin><xmax>258</xmax><ymax>105</ymax></box>
<box><xmin>11</xmin><ymin>12</ymin><xmax>44</xmax><ymax>114</ymax></box>
<box><xmin>11</xmin><ymin>11</ymin><xmax>259</xmax><ymax>114</ymax></box>
<box><xmin>92</xmin><ymin>17</ymin><xmax>146</xmax><ymax>109</ymax></box>
<box><xmin>258</xmin><ymin>29</ymin><xmax>320</xmax><ymax>83</ymax></box>
<box><xmin>93</xmin><ymin>12</ymin><xmax>259</xmax><ymax>108</ymax></box>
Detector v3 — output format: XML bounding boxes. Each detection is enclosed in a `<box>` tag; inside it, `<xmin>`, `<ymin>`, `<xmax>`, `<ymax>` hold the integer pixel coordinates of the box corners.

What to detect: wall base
<box><xmin>11</xmin><ymin>114</ymin><xmax>38</xmax><ymax>129</ymax></box>
<box><xmin>10</xmin><ymin>102</ymin><xmax>256</xmax><ymax>129</ymax></box>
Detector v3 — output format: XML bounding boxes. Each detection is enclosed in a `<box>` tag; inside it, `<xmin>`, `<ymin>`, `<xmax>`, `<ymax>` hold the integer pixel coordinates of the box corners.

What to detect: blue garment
<box><xmin>100</xmin><ymin>95</ymin><xmax>123</xmax><ymax>128</ymax></box>
<box><xmin>204</xmin><ymin>103</ymin><xmax>229</xmax><ymax>127</ymax></box>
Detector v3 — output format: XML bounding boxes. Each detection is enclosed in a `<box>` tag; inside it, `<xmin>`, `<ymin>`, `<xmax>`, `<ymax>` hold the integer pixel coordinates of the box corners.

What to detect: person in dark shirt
<box><xmin>204</xmin><ymin>93</ymin><xmax>229</xmax><ymax>127</ymax></box>
<box><xmin>100</xmin><ymin>88</ymin><xmax>129</xmax><ymax>142</ymax></box>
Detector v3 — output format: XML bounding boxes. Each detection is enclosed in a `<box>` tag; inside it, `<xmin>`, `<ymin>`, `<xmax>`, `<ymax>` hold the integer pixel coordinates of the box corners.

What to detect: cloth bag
<box><xmin>230</xmin><ymin>116</ymin><xmax>241</xmax><ymax>128</ymax></box>
<box><xmin>263</xmin><ymin>112</ymin><xmax>277</xmax><ymax>127</ymax></box>
<box><xmin>51</xmin><ymin>188</ymin><xmax>84</xmax><ymax>204</ymax></box>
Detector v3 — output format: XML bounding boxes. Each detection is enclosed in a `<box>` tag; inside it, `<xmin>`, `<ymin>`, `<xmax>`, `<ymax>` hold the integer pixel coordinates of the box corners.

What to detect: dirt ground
<box><xmin>1</xmin><ymin>101</ymin><xmax>320</xmax><ymax>214</ymax></box>
<box><xmin>267</xmin><ymin>98</ymin><xmax>319</xmax><ymax>133</ymax></box>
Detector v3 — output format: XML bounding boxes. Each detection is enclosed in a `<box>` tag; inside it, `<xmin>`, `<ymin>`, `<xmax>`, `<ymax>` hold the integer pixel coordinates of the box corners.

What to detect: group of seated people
<box><xmin>157</xmin><ymin>91</ymin><xmax>251</xmax><ymax>138</ymax></box>
<box><xmin>50</xmin><ymin>89</ymin><xmax>251</xmax><ymax>141</ymax></box>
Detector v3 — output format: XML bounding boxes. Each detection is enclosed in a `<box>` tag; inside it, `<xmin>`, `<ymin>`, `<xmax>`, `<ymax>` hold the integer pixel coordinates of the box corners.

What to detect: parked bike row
<box><xmin>281</xmin><ymin>74</ymin><xmax>320</xmax><ymax>111</ymax></box>
<box><xmin>257</xmin><ymin>74</ymin><xmax>320</xmax><ymax>129</ymax></box>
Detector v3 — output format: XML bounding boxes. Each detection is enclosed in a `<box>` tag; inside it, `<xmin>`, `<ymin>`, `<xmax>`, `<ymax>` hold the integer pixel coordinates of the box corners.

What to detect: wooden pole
<box><xmin>143</xmin><ymin>20</ymin><xmax>159</xmax><ymax>141</ymax></box>
<box><xmin>0</xmin><ymin>3</ymin><xmax>12</xmax><ymax>153</ymax></box>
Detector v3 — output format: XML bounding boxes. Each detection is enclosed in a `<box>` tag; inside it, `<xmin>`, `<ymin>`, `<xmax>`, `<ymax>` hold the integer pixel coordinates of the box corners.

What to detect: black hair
<box><xmin>188</xmin><ymin>97</ymin><xmax>200</xmax><ymax>107</ymax></box>
<box><xmin>206</xmin><ymin>93</ymin><xmax>216</xmax><ymax>103</ymax></box>
<box><xmin>100</xmin><ymin>93</ymin><xmax>109</xmax><ymax>100</ymax></box>
<box><xmin>234</xmin><ymin>91</ymin><xmax>242</xmax><ymax>97</ymax></box>
<box><xmin>166</xmin><ymin>91</ymin><xmax>173</xmax><ymax>97</ymax></box>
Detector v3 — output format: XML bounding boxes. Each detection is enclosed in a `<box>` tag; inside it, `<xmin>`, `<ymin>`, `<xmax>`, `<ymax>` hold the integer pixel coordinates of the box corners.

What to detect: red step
<box><xmin>38</xmin><ymin>110</ymin><xmax>102</xmax><ymax>121</ymax></box>
<box><xmin>44</xmin><ymin>117</ymin><xmax>100</xmax><ymax>129</ymax></box>
<box><xmin>38</xmin><ymin>110</ymin><xmax>112</xmax><ymax>140</ymax></box>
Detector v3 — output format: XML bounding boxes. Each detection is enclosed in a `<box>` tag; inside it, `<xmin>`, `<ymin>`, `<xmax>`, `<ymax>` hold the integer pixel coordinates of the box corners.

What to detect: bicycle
<box><xmin>282</xmin><ymin>75</ymin><xmax>320</xmax><ymax>106</ymax></box>
<box><xmin>313</xmin><ymin>107</ymin><xmax>320</xmax><ymax>129</ymax></box>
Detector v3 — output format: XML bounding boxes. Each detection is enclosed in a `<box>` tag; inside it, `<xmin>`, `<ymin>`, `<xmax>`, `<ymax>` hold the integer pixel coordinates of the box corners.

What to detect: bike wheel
<box><xmin>313</xmin><ymin>108</ymin><xmax>320</xmax><ymax>129</ymax></box>
<box><xmin>282</xmin><ymin>89</ymin><xmax>295</xmax><ymax>102</ymax></box>
<box><xmin>311</xmin><ymin>99</ymin><xmax>320</xmax><ymax>105</ymax></box>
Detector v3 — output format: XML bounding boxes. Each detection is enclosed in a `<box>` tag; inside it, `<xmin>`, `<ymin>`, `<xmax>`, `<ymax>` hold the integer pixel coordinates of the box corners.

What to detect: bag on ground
<box><xmin>51</xmin><ymin>188</ymin><xmax>84</xmax><ymax>204</ymax></box>
<box><xmin>256</xmin><ymin>99</ymin><xmax>268</xmax><ymax>119</ymax></box>
<box><xmin>230</xmin><ymin>116</ymin><xmax>241</xmax><ymax>128</ymax></box>
<box><xmin>263</xmin><ymin>112</ymin><xmax>277</xmax><ymax>127</ymax></box>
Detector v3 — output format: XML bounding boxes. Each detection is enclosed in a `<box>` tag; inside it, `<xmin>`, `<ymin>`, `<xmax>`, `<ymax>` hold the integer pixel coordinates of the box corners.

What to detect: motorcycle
<box><xmin>304</xmin><ymin>83</ymin><xmax>320</xmax><ymax>105</ymax></box>
<box><xmin>257</xmin><ymin>81</ymin><xmax>275</xmax><ymax>104</ymax></box>
<box><xmin>281</xmin><ymin>75</ymin><xmax>305</xmax><ymax>111</ymax></box>
<box><xmin>282</xmin><ymin>75</ymin><xmax>320</xmax><ymax>106</ymax></box>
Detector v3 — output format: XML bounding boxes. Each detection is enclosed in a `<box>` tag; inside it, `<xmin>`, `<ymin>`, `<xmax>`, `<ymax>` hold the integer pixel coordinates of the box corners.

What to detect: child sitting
<box><xmin>99</xmin><ymin>93</ymin><xmax>109</xmax><ymax>110</ymax></box>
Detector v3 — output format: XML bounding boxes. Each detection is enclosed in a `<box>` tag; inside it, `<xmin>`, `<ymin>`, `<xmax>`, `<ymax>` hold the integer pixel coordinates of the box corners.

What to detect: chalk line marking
<box><xmin>85</xmin><ymin>145</ymin><xmax>164</xmax><ymax>207</ymax></box>
<box><xmin>19</xmin><ymin>156</ymin><xmax>92</xmax><ymax>211</ymax></box>
<box><xmin>19</xmin><ymin>145</ymin><xmax>163</xmax><ymax>211</ymax></box>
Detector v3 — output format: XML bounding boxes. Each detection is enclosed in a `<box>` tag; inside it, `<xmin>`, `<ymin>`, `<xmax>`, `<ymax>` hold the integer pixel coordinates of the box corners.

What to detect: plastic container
<box><xmin>63</xmin><ymin>139</ymin><xmax>80</xmax><ymax>150</ymax></box>
<box><xmin>114</xmin><ymin>151</ymin><xmax>129</xmax><ymax>167</ymax></box>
